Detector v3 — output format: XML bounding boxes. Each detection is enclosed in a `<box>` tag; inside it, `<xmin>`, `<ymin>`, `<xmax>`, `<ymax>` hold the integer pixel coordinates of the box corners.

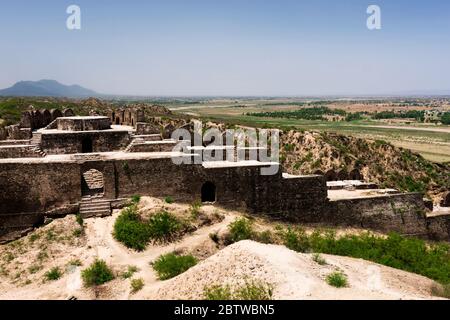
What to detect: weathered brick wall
<box><xmin>427</xmin><ymin>214</ymin><xmax>450</xmax><ymax>241</ymax></box>
<box><xmin>252</xmin><ymin>174</ymin><xmax>329</xmax><ymax>221</ymax></box>
<box><xmin>0</xmin><ymin>162</ymin><xmax>81</xmax><ymax>237</ymax></box>
<box><xmin>135</xmin><ymin>122</ymin><xmax>161</xmax><ymax>135</ymax></box>
<box><xmin>0</xmin><ymin>145</ymin><xmax>42</xmax><ymax>159</ymax></box>
<box><xmin>41</xmin><ymin>131</ymin><xmax>131</xmax><ymax>154</ymax></box>
<box><xmin>327</xmin><ymin>193</ymin><xmax>429</xmax><ymax>237</ymax></box>
<box><xmin>56</xmin><ymin>117</ymin><xmax>111</xmax><ymax>131</ymax></box>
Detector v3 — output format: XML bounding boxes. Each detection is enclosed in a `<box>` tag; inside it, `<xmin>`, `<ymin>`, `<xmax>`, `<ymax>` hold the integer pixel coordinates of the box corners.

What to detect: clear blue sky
<box><xmin>0</xmin><ymin>0</ymin><xmax>449</xmax><ymax>96</ymax></box>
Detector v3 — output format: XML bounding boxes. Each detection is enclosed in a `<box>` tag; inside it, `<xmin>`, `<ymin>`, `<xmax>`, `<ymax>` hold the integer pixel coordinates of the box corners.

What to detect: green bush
<box><xmin>312</xmin><ymin>253</ymin><xmax>327</xmax><ymax>265</ymax></box>
<box><xmin>131</xmin><ymin>195</ymin><xmax>141</xmax><ymax>204</ymax></box>
<box><xmin>280</xmin><ymin>228</ymin><xmax>450</xmax><ymax>285</ymax></box>
<box><xmin>204</xmin><ymin>280</ymin><xmax>273</xmax><ymax>300</ymax></box>
<box><xmin>81</xmin><ymin>259</ymin><xmax>114</xmax><ymax>287</ymax></box>
<box><xmin>326</xmin><ymin>271</ymin><xmax>348</xmax><ymax>288</ymax></box>
<box><xmin>45</xmin><ymin>267</ymin><xmax>62</xmax><ymax>281</ymax></box>
<box><xmin>164</xmin><ymin>196</ymin><xmax>174</xmax><ymax>204</ymax></box>
<box><xmin>68</xmin><ymin>259</ymin><xmax>82</xmax><ymax>267</ymax></box>
<box><xmin>130</xmin><ymin>278</ymin><xmax>144</xmax><ymax>293</ymax></box>
<box><xmin>147</xmin><ymin>211</ymin><xmax>181</xmax><ymax>242</ymax></box>
<box><xmin>234</xmin><ymin>280</ymin><xmax>274</xmax><ymax>300</ymax></box>
<box><xmin>190</xmin><ymin>201</ymin><xmax>202</xmax><ymax>219</ymax></box>
<box><xmin>442</xmin><ymin>112</ymin><xmax>450</xmax><ymax>125</ymax></box>
<box><xmin>204</xmin><ymin>285</ymin><xmax>233</xmax><ymax>300</ymax></box>
<box><xmin>281</xmin><ymin>227</ymin><xmax>310</xmax><ymax>252</ymax></box>
<box><xmin>76</xmin><ymin>214</ymin><xmax>83</xmax><ymax>227</ymax></box>
<box><xmin>228</xmin><ymin>218</ymin><xmax>254</xmax><ymax>243</ymax></box>
<box><xmin>73</xmin><ymin>228</ymin><xmax>83</xmax><ymax>237</ymax></box>
<box><xmin>152</xmin><ymin>253</ymin><xmax>197</xmax><ymax>280</ymax></box>
<box><xmin>254</xmin><ymin>230</ymin><xmax>273</xmax><ymax>244</ymax></box>
<box><xmin>121</xmin><ymin>265</ymin><xmax>139</xmax><ymax>279</ymax></box>
<box><xmin>113</xmin><ymin>206</ymin><xmax>151</xmax><ymax>251</ymax></box>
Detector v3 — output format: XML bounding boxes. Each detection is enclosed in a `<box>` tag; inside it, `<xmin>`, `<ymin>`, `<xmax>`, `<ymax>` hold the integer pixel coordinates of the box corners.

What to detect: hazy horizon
<box><xmin>1</xmin><ymin>0</ymin><xmax>450</xmax><ymax>96</ymax></box>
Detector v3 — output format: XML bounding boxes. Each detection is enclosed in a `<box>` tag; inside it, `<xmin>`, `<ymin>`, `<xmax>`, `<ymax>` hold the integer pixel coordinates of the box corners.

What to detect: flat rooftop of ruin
<box><xmin>38</xmin><ymin>124</ymin><xmax>135</xmax><ymax>134</ymax></box>
<box><xmin>202</xmin><ymin>160</ymin><xmax>278</xmax><ymax>168</ymax></box>
<box><xmin>328</xmin><ymin>188</ymin><xmax>403</xmax><ymax>201</ymax></box>
<box><xmin>56</xmin><ymin>116</ymin><xmax>109</xmax><ymax>120</ymax></box>
<box><xmin>0</xmin><ymin>151</ymin><xmax>282</xmax><ymax>168</ymax></box>
<box><xmin>0</xmin><ymin>151</ymin><xmax>190</xmax><ymax>164</ymax></box>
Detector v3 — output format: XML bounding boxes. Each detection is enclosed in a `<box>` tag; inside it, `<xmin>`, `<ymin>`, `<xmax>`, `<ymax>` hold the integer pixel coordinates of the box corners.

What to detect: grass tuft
<box><xmin>326</xmin><ymin>271</ymin><xmax>348</xmax><ymax>288</ymax></box>
<box><xmin>131</xmin><ymin>195</ymin><xmax>141</xmax><ymax>204</ymax></box>
<box><xmin>147</xmin><ymin>211</ymin><xmax>181</xmax><ymax>242</ymax></box>
<box><xmin>164</xmin><ymin>196</ymin><xmax>174</xmax><ymax>204</ymax></box>
<box><xmin>121</xmin><ymin>265</ymin><xmax>139</xmax><ymax>279</ymax></box>
<box><xmin>312</xmin><ymin>253</ymin><xmax>327</xmax><ymax>265</ymax></box>
<box><xmin>205</xmin><ymin>280</ymin><xmax>273</xmax><ymax>300</ymax></box>
<box><xmin>130</xmin><ymin>278</ymin><xmax>144</xmax><ymax>293</ymax></box>
<box><xmin>81</xmin><ymin>259</ymin><xmax>114</xmax><ymax>287</ymax></box>
<box><xmin>152</xmin><ymin>253</ymin><xmax>197</xmax><ymax>280</ymax></box>
<box><xmin>44</xmin><ymin>267</ymin><xmax>62</xmax><ymax>281</ymax></box>
<box><xmin>227</xmin><ymin>218</ymin><xmax>254</xmax><ymax>243</ymax></box>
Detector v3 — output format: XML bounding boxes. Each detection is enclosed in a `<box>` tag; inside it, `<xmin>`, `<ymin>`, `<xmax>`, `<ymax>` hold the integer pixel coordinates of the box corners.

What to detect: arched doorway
<box><xmin>81</xmin><ymin>169</ymin><xmax>104</xmax><ymax>197</ymax></box>
<box><xmin>82</xmin><ymin>137</ymin><xmax>93</xmax><ymax>153</ymax></box>
<box><xmin>201</xmin><ymin>181</ymin><xmax>216</xmax><ymax>203</ymax></box>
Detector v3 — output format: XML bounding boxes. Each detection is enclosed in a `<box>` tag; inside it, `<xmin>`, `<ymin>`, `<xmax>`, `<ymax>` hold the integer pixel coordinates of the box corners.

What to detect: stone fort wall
<box><xmin>1</xmin><ymin>156</ymin><xmax>440</xmax><ymax>240</ymax></box>
<box><xmin>40</xmin><ymin>131</ymin><xmax>131</xmax><ymax>154</ymax></box>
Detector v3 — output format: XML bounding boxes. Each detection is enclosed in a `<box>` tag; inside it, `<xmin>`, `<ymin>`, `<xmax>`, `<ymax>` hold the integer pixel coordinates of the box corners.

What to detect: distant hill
<box><xmin>0</xmin><ymin>80</ymin><xmax>99</xmax><ymax>98</ymax></box>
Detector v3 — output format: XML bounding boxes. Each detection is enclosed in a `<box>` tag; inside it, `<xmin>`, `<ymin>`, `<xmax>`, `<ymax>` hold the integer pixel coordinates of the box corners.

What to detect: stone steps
<box><xmin>79</xmin><ymin>198</ymin><xmax>111</xmax><ymax>218</ymax></box>
<box><xmin>30</xmin><ymin>144</ymin><xmax>46</xmax><ymax>157</ymax></box>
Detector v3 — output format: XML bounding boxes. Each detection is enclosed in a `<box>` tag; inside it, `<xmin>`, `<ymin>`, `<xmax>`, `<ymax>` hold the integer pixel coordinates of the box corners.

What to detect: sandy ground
<box><xmin>0</xmin><ymin>197</ymin><xmax>445</xmax><ymax>300</ymax></box>
<box><xmin>144</xmin><ymin>241</ymin><xmax>440</xmax><ymax>300</ymax></box>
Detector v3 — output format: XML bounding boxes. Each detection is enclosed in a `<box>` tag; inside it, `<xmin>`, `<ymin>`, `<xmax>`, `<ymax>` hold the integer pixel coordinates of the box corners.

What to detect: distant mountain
<box><xmin>0</xmin><ymin>80</ymin><xmax>99</xmax><ymax>97</ymax></box>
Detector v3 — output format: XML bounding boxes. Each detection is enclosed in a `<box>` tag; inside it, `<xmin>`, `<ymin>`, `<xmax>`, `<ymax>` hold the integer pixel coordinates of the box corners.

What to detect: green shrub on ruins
<box><xmin>326</xmin><ymin>271</ymin><xmax>348</xmax><ymax>288</ymax></box>
<box><xmin>280</xmin><ymin>227</ymin><xmax>310</xmax><ymax>253</ymax></box>
<box><xmin>227</xmin><ymin>218</ymin><xmax>255</xmax><ymax>243</ymax></box>
<box><xmin>164</xmin><ymin>196</ymin><xmax>174</xmax><ymax>204</ymax></box>
<box><xmin>147</xmin><ymin>211</ymin><xmax>181</xmax><ymax>242</ymax></box>
<box><xmin>312</xmin><ymin>253</ymin><xmax>327</xmax><ymax>265</ymax></box>
<box><xmin>81</xmin><ymin>259</ymin><xmax>114</xmax><ymax>287</ymax></box>
<box><xmin>44</xmin><ymin>267</ymin><xmax>62</xmax><ymax>281</ymax></box>
<box><xmin>76</xmin><ymin>214</ymin><xmax>84</xmax><ymax>226</ymax></box>
<box><xmin>279</xmin><ymin>228</ymin><xmax>450</xmax><ymax>285</ymax></box>
<box><xmin>204</xmin><ymin>284</ymin><xmax>233</xmax><ymax>300</ymax></box>
<box><xmin>152</xmin><ymin>253</ymin><xmax>197</xmax><ymax>280</ymax></box>
<box><xmin>204</xmin><ymin>280</ymin><xmax>273</xmax><ymax>300</ymax></box>
<box><xmin>189</xmin><ymin>201</ymin><xmax>202</xmax><ymax>219</ymax></box>
<box><xmin>130</xmin><ymin>278</ymin><xmax>144</xmax><ymax>293</ymax></box>
<box><xmin>131</xmin><ymin>195</ymin><xmax>141</xmax><ymax>204</ymax></box>
<box><xmin>113</xmin><ymin>205</ymin><xmax>151</xmax><ymax>251</ymax></box>
<box><xmin>114</xmin><ymin>202</ymin><xmax>183</xmax><ymax>250</ymax></box>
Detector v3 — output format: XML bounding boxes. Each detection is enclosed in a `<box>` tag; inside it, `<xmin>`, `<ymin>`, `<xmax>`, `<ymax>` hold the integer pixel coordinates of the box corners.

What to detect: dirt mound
<box><xmin>146</xmin><ymin>240</ymin><xmax>439</xmax><ymax>300</ymax></box>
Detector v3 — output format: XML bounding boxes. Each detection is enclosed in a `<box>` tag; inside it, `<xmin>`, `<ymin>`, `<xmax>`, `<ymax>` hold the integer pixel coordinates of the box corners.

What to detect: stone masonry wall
<box><xmin>0</xmin><ymin>145</ymin><xmax>43</xmax><ymax>159</ymax></box>
<box><xmin>328</xmin><ymin>193</ymin><xmax>429</xmax><ymax>237</ymax></box>
<box><xmin>0</xmin><ymin>162</ymin><xmax>81</xmax><ymax>237</ymax></box>
<box><xmin>40</xmin><ymin>131</ymin><xmax>131</xmax><ymax>154</ymax></box>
